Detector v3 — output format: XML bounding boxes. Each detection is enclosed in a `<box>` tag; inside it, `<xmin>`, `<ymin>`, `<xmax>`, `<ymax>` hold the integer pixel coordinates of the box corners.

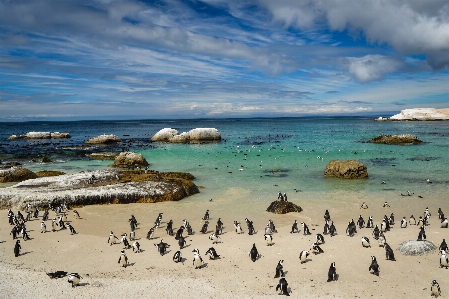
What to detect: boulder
<box><xmin>151</xmin><ymin>128</ymin><xmax>221</xmax><ymax>143</ymax></box>
<box><xmin>151</xmin><ymin>128</ymin><xmax>179</xmax><ymax>141</ymax></box>
<box><xmin>0</xmin><ymin>167</ymin><xmax>37</xmax><ymax>183</ymax></box>
<box><xmin>324</xmin><ymin>160</ymin><xmax>368</xmax><ymax>179</ymax></box>
<box><xmin>51</xmin><ymin>132</ymin><xmax>71</xmax><ymax>139</ymax></box>
<box><xmin>110</xmin><ymin>152</ymin><xmax>149</xmax><ymax>168</ymax></box>
<box><xmin>266</xmin><ymin>200</ymin><xmax>302</xmax><ymax>214</ymax></box>
<box><xmin>36</xmin><ymin>170</ymin><xmax>65</xmax><ymax>177</ymax></box>
<box><xmin>188</xmin><ymin>128</ymin><xmax>221</xmax><ymax>142</ymax></box>
<box><xmin>397</xmin><ymin>240</ymin><xmax>437</xmax><ymax>256</ymax></box>
<box><xmin>87</xmin><ymin>152</ymin><xmax>119</xmax><ymax>160</ymax></box>
<box><xmin>390</xmin><ymin>108</ymin><xmax>449</xmax><ymax>121</ymax></box>
<box><xmin>85</xmin><ymin>134</ymin><xmax>121</xmax><ymax>144</ymax></box>
<box><xmin>8</xmin><ymin>132</ymin><xmax>70</xmax><ymax>140</ymax></box>
<box><xmin>369</xmin><ymin>134</ymin><xmax>422</xmax><ymax>145</ymax></box>
<box><xmin>168</xmin><ymin>132</ymin><xmax>190</xmax><ymax>143</ymax></box>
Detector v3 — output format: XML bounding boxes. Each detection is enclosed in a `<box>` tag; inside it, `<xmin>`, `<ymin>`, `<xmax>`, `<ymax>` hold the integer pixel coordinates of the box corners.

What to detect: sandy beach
<box><xmin>1</xmin><ymin>189</ymin><xmax>448</xmax><ymax>299</ymax></box>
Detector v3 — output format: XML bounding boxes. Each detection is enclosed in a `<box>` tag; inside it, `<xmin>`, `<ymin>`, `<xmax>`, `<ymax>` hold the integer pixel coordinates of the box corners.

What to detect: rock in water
<box><xmin>151</xmin><ymin>128</ymin><xmax>221</xmax><ymax>143</ymax></box>
<box><xmin>85</xmin><ymin>134</ymin><xmax>121</xmax><ymax>144</ymax></box>
<box><xmin>369</xmin><ymin>134</ymin><xmax>422</xmax><ymax>145</ymax></box>
<box><xmin>151</xmin><ymin>128</ymin><xmax>180</xmax><ymax>141</ymax></box>
<box><xmin>397</xmin><ymin>240</ymin><xmax>437</xmax><ymax>256</ymax></box>
<box><xmin>0</xmin><ymin>167</ymin><xmax>37</xmax><ymax>183</ymax></box>
<box><xmin>324</xmin><ymin>160</ymin><xmax>368</xmax><ymax>179</ymax></box>
<box><xmin>110</xmin><ymin>152</ymin><xmax>149</xmax><ymax>168</ymax></box>
<box><xmin>266</xmin><ymin>201</ymin><xmax>302</xmax><ymax>214</ymax></box>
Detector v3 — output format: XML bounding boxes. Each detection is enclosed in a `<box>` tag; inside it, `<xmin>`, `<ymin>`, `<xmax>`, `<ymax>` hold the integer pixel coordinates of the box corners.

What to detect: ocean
<box><xmin>1</xmin><ymin>117</ymin><xmax>449</xmax><ymax>221</ymax></box>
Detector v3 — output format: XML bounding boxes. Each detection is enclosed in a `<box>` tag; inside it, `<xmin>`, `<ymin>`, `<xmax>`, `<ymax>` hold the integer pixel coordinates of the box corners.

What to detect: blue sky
<box><xmin>1</xmin><ymin>0</ymin><xmax>449</xmax><ymax>120</ymax></box>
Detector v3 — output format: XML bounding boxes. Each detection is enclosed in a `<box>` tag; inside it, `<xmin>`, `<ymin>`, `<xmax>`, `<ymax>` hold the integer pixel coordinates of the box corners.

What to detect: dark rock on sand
<box><xmin>0</xmin><ymin>167</ymin><xmax>37</xmax><ymax>183</ymax></box>
<box><xmin>369</xmin><ymin>134</ymin><xmax>422</xmax><ymax>145</ymax></box>
<box><xmin>324</xmin><ymin>160</ymin><xmax>368</xmax><ymax>179</ymax></box>
<box><xmin>110</xmin><ymin>152</ymin><xmax>149</xmax><ymax>168</ymax></box>
<box><xmin>266</xmin><ymin>200</ymin><xmax>302</xmax><ymax>214</ymax></box>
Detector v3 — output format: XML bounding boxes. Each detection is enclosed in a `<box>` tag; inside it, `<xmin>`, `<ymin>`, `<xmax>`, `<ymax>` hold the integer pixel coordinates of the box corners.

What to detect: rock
<box><xmin>188</xmin><ymin>128</ymin><xmax>221</xmax><ymax>142</ymax></box>
<box><xmin>369</xmin><ymin>134</ymin><xmax>422</xmax><ymax>145</ymax></box>
<box><xmin>36</xmin><ymin>171</ymin><xmax>66</xmax><ymax>177</ymax></box>
<box><xmin>389</xmin><ymin>108</ymin><xmax>449</xmax><ymax>121</ymax></box>
<box><xmin>42</xmin><ymin>157</ymin><xmax>52</xmax><ymax>163</ymax></box>
<box><xmin>168</xmin><ymin>132</ymin><xmax>190</xmax><ymax>143</ymax></box>
<box><xmin>0</xmin><ymin>167</ymin><xmax>37</xmax><ymax>183</ymax></box>
<box><xmin>87</xmin><ymin>152</ymin><xmax>119</xmax><ymax>160</ymax></box>
<box><xmin>110</xmin><ymin>152</ymin><xmax>149</xmax><ymax>168</ymax></box>
<box><xmin>85</xmin><ymin>134</ymin><xmax>121</xmax><ymax>144</ymax></box>
<box><xmin>324</xmin><ymin>160</ymin><xmax>368</xmax><ymax>179</ymax></box>
<box><xmin>151</xmin><ymin>128</ymin><xmax>179</xmax><ymax>141</ymax></box>
<box><xmin>151</xmin><ymin>128</ymin><xmax>221</xmax><ymax>143</ymax></box>
<box><xmin>266</xmin><ymin>200</ymin><xmax>302</xmax><ymax>214</ymax></box>
<box><xmin>51</xmin><ymin>132</ymin><xmax>71</xmax><ymax>138</ymax></box>
<box><xmin>397</xmin><ymin>240</ymin><xmax>437</xmax><ymax>256</ymax></box>
<box><xmin>8</xmin><ymin>132</ymin><xmax>70</xmax><ymax>140</ymax></box>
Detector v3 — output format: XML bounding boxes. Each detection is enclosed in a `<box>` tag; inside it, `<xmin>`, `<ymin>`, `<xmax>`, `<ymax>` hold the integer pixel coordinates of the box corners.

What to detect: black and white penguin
<box><xmin>42</xmin><ymin>210</ymin><xmax>49</xmax><ymax>221</ymax></box>
<box><xmin>268</xmin><ymin>219</ymin><xmax>277</xmax><ymax>233</ymax></box>
<box><xmin>431</xmin><ymin>280</ymin><xmax>441</xmax><ymax>297</ymax></box>
<box><xmin>121</xmin><ymin>233</ymin><xmax>130</xmax><ymax>249</ymax></box>
<box><xmin>361</xmin><ymin>236</ymin><xmax>370</xmax><ymax>248</ymax></box>
<box><xmin>192</xmin><ymin>248</ymin><xmax>203</xmax><ymax>269</ymax></box>
<box><xmin>299</xmin><ymin>250</ymin><xmax>309</xmax><ymax>264</ymax></box>
<box><xmin>417</xmin><ymin>216</ymin><xmax>424</xmax><ymax>227</ymax></box>
<box><xmin>438</xmin><ymin>208</ymin><xmax>444</xmax><ymax>220</ymax></box>
<box><xmin>21</xmin><ymin>226</ymin><xmax>30</xmax><ymax>241</ymax></box>
<box><xmin>424</xmin><ymin>207</ymin><xmax>430</xmax><ymax>217</ymax></box>
<box><xmin>10</xmin><ymin>226</ymin><xmax>17</xmax><ymax>239</ymax></box>
<box><xmin>424</xmin><ymin>214</ymin><xmax>431</xmax><ymax>226</ymax></box>
<box><xmin>409</xmin><ymin>215</ymin><xmax>416</xmax><ymax>225</ymax></box>
<box><xmin>185</xmin><ymin>222</ymin><xmax>193</xmax><ymax>235</ymax></box>
<box><xmin>274</xmin><ymin>260</ymin><xmax>285</xmax><ymax>278</ymax></box>
<box><xmin>67</xmin><ymin>223</ymin><xmax>77</xmax><ymax>235</ymax></box>
<box><xmin>14</xmin><ymin>240</ymin><xmax>21</xmax><ymax>257</ymax></box>
<box><xmin>178</xmin><ymin>235</ymin><xmax>187</xmax><ymax>249</ymax></box>
<box><xmin>327</xmin><ymin>262</ymin><xmax>337</xmax><ymax>282</ymax></box>
<box><xmin>175</xmin><ymin>226</ymin><xmax>184</xmax><ymax>240</ymax></box>
<box><xmin>154</xmin><ymin>239</ymin><xmax>170</xmax><ymax>256</ymax></box>
<box><xmin>329</xmin><ymin>221</ymin><xmax>337</xmax><ymax>237</ymax></box>
<box><xmin>264</xmin><ymin>234</ymin><xmax>274</xmax><ymax>246</ymax></box>
<box><xmin>400</xmin><ymin>217</ymin><xmax>407</xmax><ymax>228</ymax></box>
<box><xmin>216</xmin><ymin>218</ymin><xmax>223</xmax><ymax>235</ymax></box>
<box><xmin>108</xmin><ymin>231</ymin><xmax>119</xmax><ymax>245</ymax></box>
<box><xmin>209</xmin><ymin>233</ymin><xmax>220</xmax><ymax>244</ymax></box>
<box><xmin>40</xmin><ymin>222</ymin><xmax>46</xmax><ymax>233</ymax></box>
<box><xmin>202</xmin><ymin>210</ymin><xmax>210</xmax><ymax>220</ymax></box>
<box><xmin>383</xmin><ymin>202</ymin><xmax>390</xmax><ymax>208</ymax></box>
<box><xmin>357</xmin><ymin>215</ymin><xmax>365</xmax><ymax>229</ymax></box>
<box><xmin>316</xmin><ymin>233</ymin><xmax>325</xmax><ymax>244</ymax></box>
<box><xmin>73</xmin><ymin>210</ymin><xmax>80</xmax><ymax>219</ymax></box>
<box><xmin>200</xmin><ymin>221</ymin><xmax>209</xmax><ymax>234</ymax></box>
<box><xmin>366</xmin><ymin>216</ymin><xmax>374</xmax><ymax>228</ymax></box>
<box><xmin>369</xmin><ymin>256</ymin><xmax>380</xmax><ymax>276</ymax></box>
<box><xmin>417</xmin><ymin>225</ymin><xmax>426</xmax><ymax>241</ymax></box>
<box><xmin>441</xmin><ymin>218</ymin><xmax>448</xmax><ymax>228</ymax></box>
<box><xmin>249</xmin><ymin>243</ymin><xmax>259</xmax><ymax>262</ymax></box>
<box><xmin>389</xmin><ymin>213</ymin><xmax>395</xmax><ymax>225</ymax></box>
<box><xmin>147</xmin><ymin>226</ymin><xmax>156</xmax><ymax>240</ymax></box>
<box><xmin>154</xmin><ymin>213</ymin><xmax>163</xmax><ymax>228</ymax></box>
<box><xmin>118</xmin><ymin>250</ymin><xmax>128</xmax><ymax>267</ymax></box>
<box><xmin>245</xmin><ymin>218</ymin><xmax>255</xmax><ymax>235</ymax></box>
<box><xmin>301</xmin><ymin>222</ymin><xmax>311</xmax><ymax>235</ymax></box>
<box><xmin>380</xmin><ymin>219</ymin><xmax>388</xmax><ymax>233</ymax></box>
<box><xmin>276</xmin><ymin>278</ymin><xmax>290</xmax><ymax>296</ymax></box>
<box><xmin>166</xmin><ymin>220</ymin><xmax>174</xmax><ymax>236</ymax></box>
<box><xmin>384</xmin><ymin>243</ymin><xmax>396</xmax><ymax>261</ymax></box>
<box><xmin>310</xmin><ymin>242</ymin><xmax>324</xmax><ymax>255</ymax></box>
<box><xmin>130</xmin><ymin>230</ymin><xmax>135</xmax><ymax>241</ymax></box>
<box><xmin>51</xmin><ymin>218</ymin><xmax>57</xmax><ymax>232</ymax></box>
<box><xmin>234</xmin><ymin>221</ymin><xmax>243</xmax><ymax>234</ymax></box>
<box><xmin>265</xmin><ymin>224</ymin><xmax>273</xmax><ymax>235</ymax></box>
<box><xmin>205</xmin><ymin>247</ymin><xmax>220</xmax><ymax>260</ymax></box>
<box><xmin>173</xmin><ymin>251</ymin><xmax>182</xmax><ymax>263</ymax></box>
<box><xmin>439</xmin><ymin>239</ymin><xmax>448</xmax><ymax>252</ymax></box>
<box><xmin>378</xmin><ymin>232</ymin><xmax>386</xmax><ymax>247</ymax></box>
<box><xmin>360</xmin><ymin>202</ymin><xmax>368</xmax><ymax>209</ymax></box>
<box><xmin>324</xmin><ymin>210</ymin><xmax>330</xmax><ymax>221</ymax></box>
<box><xmin>323</xmin><ymin>220</ymin><xmax>330</xmax><ymax>235</ymax></box>
<box><xmin>440</xmin><ymin>250</ymin><xmax>449</xmax><ymax>268</ymax></box>
<box><xmin>291</xmin><ymin>220</ymin><xmax>299</xmax><ymax>233</ymax></box>
<box><xmin>346</xmin><ymin>221</ymin><xmax>356</xmax><ymax>237</ymax></box>
<box><xmin>132</xmin><ymin>241</ymin><xmax>141</xmax><ymax>253</ymax></box>
<box><xmin>67</xmin><ymin>273</ymin><xmax>81</xmax><ymax>287</ymax></box>
<box><xmin>46</xmin><ymin>271</ymin><xmax>68</xmax><ymax>279</ymax></box>
<box><xmin>372</xmin><ymin>225</ymin><xmax>380</xmax><ymax>240</ymax></box>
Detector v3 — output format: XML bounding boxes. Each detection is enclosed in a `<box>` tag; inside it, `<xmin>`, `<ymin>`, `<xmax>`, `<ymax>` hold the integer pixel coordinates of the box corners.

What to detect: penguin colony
<box><xmin>3</xmin><ymin>197</ymin><xmax>447</xmax><ymax>297</ymax></box>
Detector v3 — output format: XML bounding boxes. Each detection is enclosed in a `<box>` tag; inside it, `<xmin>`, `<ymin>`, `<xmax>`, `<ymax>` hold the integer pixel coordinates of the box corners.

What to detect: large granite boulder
<box><xmin>390</xmin><ymin>108</ymin><xmax>449</xmax><ymax>121</ymax></box>
<box><xmin>266</xmin><ymin>200</ymin><xmax>302</xmax><ymax>214</ymax></box>
<box><xmin>85</xmin><ymin>134</ymin><xmax>121</xmax><ymax>144</ymax></box>
<box><xmin>151</xmin><ymin>128</ymin><xmax>179</xmax><ymax>141</ymax></box>
<box><xmin>151</xmin><ymin>128</ymin><xmax>221</xmax><ymax>143</ymax></box>
<box><xmin>369</xmin><ymin>134</ymin><xmax>422</xmax><ymax>145</ymax></box>
<box><xmin>188</xmin><ymin>128</ymin><xmax>221</xmax><ymax>142</ymax></box>
<box><xmin>8</xmin><ymin>132</ymin><xmax>71</xmax><ymax>140</ymax></box>
<box><xmin>0</xmin><ymin>167</ymin><xmax>37</xmax><ymax>183</ymax></box>
<box><xmin>324</xmin><ymin>160</ymin><xmax>368</xmax><ymax>179</ymax></box>
<box><xmin>110</xmin><ymin>152</ymin><xmax>149</xmax><ymax>168</ymax></box>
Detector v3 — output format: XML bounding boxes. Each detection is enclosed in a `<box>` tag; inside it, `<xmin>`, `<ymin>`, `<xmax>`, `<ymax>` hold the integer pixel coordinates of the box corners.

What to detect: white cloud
<box><xmin>345</xmin><ymin>55</ymin><xmax>403</xmax><ymax>82</ymax></box>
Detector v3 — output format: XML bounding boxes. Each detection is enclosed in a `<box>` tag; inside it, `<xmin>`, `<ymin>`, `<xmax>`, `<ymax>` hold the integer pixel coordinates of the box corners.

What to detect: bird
<box><xmin>209</xmin><ymin>233</ymin><xmax>220</xmax><ymax>244</ymax></box>
<box><xmin>67</xmin><ymin>273</ymin><xmax>81</xmax><ymax>287</ymax></box>
<box><xmin>369</xmin><ymin>256</ymin><xmax>380</xmax><ymax>276</ymax></box>
<box><xmin>274</xmin><ymin>260</ymin><xmax>285</xmax><ymax>278</ymax></box>
<box><xmin>276</xmin><ymin>278</ymin><xmax>290</xmax><ymax>296</ymax></box>
<box><xmin>431</xmin><ymin>280</ymin><xmax>441</xmax><ymax>297</ymax></box>
<box><xmin>327</xmin><ymin>262</ymin><xmax>337</xmax><ymax>282</ymax></box>
<box><xmin>249</xmin><ymin>243</ymin><xmax>260</xmax><ymax>262</ymax></box>
<box><xmin>440</xmin><ymin>250</ymin><xmax>449</xmax><ymax>269</ymax></box>
<box><xmin>192</xmin><ymin>248</ymin><xmax>203</xmax><ymax>269</ymax></box>
<box><xmin>264</xmin><ymin>234</ymin><xmax>274</xmax><ymax>246</ymax></box>
<box><xmin>362</xmin><ymin>236</ymin><xmax>371</xmax><ymax>248</ymax></box>
<box><xmin>299</xmin><ymin>250</ymin><xmax>309</xmax><ymax>264</ymax></box>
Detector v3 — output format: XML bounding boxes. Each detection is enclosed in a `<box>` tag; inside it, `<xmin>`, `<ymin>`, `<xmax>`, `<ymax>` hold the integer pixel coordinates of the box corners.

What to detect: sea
<box><xmin>1</xmin><ymin>117</ymin><xmax>448</xmax><ymax>222</ymax></box>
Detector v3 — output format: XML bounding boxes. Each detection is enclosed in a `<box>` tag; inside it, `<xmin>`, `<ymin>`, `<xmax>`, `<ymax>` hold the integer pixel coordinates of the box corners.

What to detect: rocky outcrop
<box><xmin>8</xmin><ymin>132</ymin><xmax>71</xmax><ymax>140</ymax></box>
<box><xmin>389</xmin><ymin>108</ymin><xmax>449</xmax><ymax>121</ymax></box>
<box><xmin>324</xmin><ymin>160</ymin><xmax>368</xmax><ymax>179</ymax></box>
<box><xmin>36</xmin><ymin>170</ymin><xmax>66</xmax><ymax>177</ymax></box>
<box><xmin>0</xmin><ymin>169</ymin><xmax>199</xmax><ymax>209</ymax></box>
<box><xmin>110</xmin><ymin>152</ymin><xmax>149</xmax><ymax>168</ymax></box>
<box><xmin>369</xmin><ymin>134</ymin><xmax>422</xmax><ymax>145</ymax></box>
<box><xmin>151</xmin><ymin>128</ymin><xmax>221</xmax><ymax>143</ymax></box>
<box><xmin>87</xmin><ymin>152</ymin><xmax>119</xmax><ymax>160</ymax></box>
<box><xmin>85</xmin><ymin>134</ymin><xmax>121</xmax><ymax>144</ymax></box>
<box><xmin>0</xmin><ymin>167</ymin><xmax>37</xmax><ymax>183</ymax></box>
<box><xmin>266</xmin><ymin>200</ymin><xmax>302</xmax><ymax>214</ymax></box>
<box><xmin>397</xmin><ymin>240</ymin><xmax>437</xmax><ymax>256</ymax></box>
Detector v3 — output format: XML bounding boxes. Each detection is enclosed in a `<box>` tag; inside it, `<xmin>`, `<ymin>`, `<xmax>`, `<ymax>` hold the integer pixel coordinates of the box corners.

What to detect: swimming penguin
<box><xmin>316</xmin><ymin>233</ymin><xmax>325</xmax><ymax>244</ymax></box>
<box><xmin>362</xmin><ymin>236</ymin><xmax>371</xmax><ymax>248</ymax></box>
<box><xmin>327</xmin><ymin>262</ymin><xmax>337</xmax><ymax>282</ymax></box>
<box><xmin>441</xmin><ymin>218</ymin><xmax>448</xmax><ymax>228</ymax></box>
<box><xmin>108</xmin><ymin>231</ymin><xmax>119</xmax><ymax>245</ymax></box>
<box><xmin>154</xmin><ymin>239</ymin><xmax>170</xmax><ymax>256</ymax></box>
<box><xmin>147</xmin><ymin>226</ymin><xmax>156</xmax><ymax>240</ymax></box>
<box><xmin>369</xmin><ymin>256</ymin><xmax>380</xmax><ymax>276</ymax></box>
<box><xmin>132</xmin><ymin>241</ymin><xmax>141</xmax><ymax>253</ymax></box>
<box><xmin>299</xmin><ymin>250</ymin><xmax>309</xmax><ymax>264</ymax></box>
<box><xmin>384</xmin><ymin>243</ymin><xmax>396</xmax><ymax>261</ymax></box>
<box><xmin>234</xmin><ymin>221</ymin><xmax>243</xmax><ymax>234</ymax></box>
<box><xmin>40</xmin><ymin>222</ymin><xmax>46</xmax><ymax>233</ymax></box>
<box><xmin>301</xmin><ymin>222</ymin><xmax>311</xmax><ymax>235</ymax></box>
<box><xmin>329</xmin><ymin>221</ymin><xmax>337</xmax><ymax>237</ymax></box>
<box><xmin>291</xmin><ymin>220</ymin><xmax>299</xmax><ymax>233</ymax></box>
<box><xmin>400</xmin><ymin>217</ymin><xmax>407</xmax><ymax>228</ymax></box>
<box><xmin>372</xmin><ymin>225</ymin><xmax>380</xmax><ymax>240</ymax></box>
<box><xmin>205</xmin><ymin>247</ymin><xmax>220</xmax><ymax>260</ymax></box>
<box><xmin>274</xmin><ymin>260</ymin><xmax>285</xmax><ymax>278</ymax></box>
<box><xmin>200</xmin><ymin>221</ymin><xmax>209</xmax><ymax>234</ymax></box>
<box><xmin>439</xmin><ymin>239</ymin><xmax>448</xmax><ymax>252</ymax></box>
<box><xmin>173</xmin><ymin>251</ymin><xmax>182</xmax><ymax>263</ymax></box>
<box><xmin>178</xmin><ymin>235</ymin><xmax>187</xmax><ymax>249</ymax></box>
<box><xmin>366</xmin><ymin>216</ymin><xmax>374</xmax><ymax>228</ymax></box>
<box><xmin>276</xmin><ymin>278</ymin><xmax>290</xmax><ymax>296</ymax></box>
<box><xmin>357</xmin><ymin>215</ymin><xmax>365</xmax><ymax>229</ymax></box>
<box><xmin>121</xmin><ymin>233</ymin><xmax>130</xmax><ymax>249</ymax></box>
<box><xmin>431</xmin><ymin>280</ymin><xmax>441</xmax><ymax>297</ymax></box>
<box><xmin>324</xmin><ymin>210</ymin><xmax>330</xmax><ymax>221</ymax></box>
<box><xmin>245</xmin><ymin>218</ymin><xmax>255</xmax><ymax>235</ymax></box>
<box><xmin>209</xmin><ymin>233</ymin><xmax>220</xmax><ymax>244</ymax></box>
<box><xmin>409</xmin><ymin>215</ymin><xmax>416</xmax><ymax>225</ymax></box>
<box><xmin>14</xmin><ymin>240</ymin><xmax>21</xmax><ymax>257</ymax></box>
<box><xmin>67</xmin><ymin>273</ymin><xmax>81</xmax><ymax>287</ymax></box>
<box><xmin>192</xmin><ymin>248</ymin><xmax>203</xmax><ymax>269</ymax></box>
<box><xmin>166</xmin><ymin>220</ymin><xmax>174</xmax><ymax>236</ymax></box>
<box><xmin>202</xmin><ymin>210</ymin><xmax>210</xmax><ymax>220</ymax></box>
<box><xmin>264</xmin><ymin>234</ymin><xmax>274</xmax><ymax>246</ymax></box>
<box><xmin>378</xmin><ymin>232</ymin><xmax>386</xmax><ymax>247</ymax></box>
<box><xmin>249</xmin><ymin>243</ymin><xmax>259</xmax><ymax>262</ymax></box>
<box><xmin>73</xmin><ymin>210</ymin><xmax>80</xmax><ymax>219</ymax></box>
<box><xmin>67</xmin><ymin>223</ymin><xmax>77</xmax><ymax>235</ymax></box>
<box><xmin>118</xmin><ymin>250</ymin><xmax>128</xmax><ymax>267</ymax></box>
<box><xmin>440</xmin><ymin>250</ymin><xmax>449</xmax><ymax>268</ymax></box>
<box><xmin>175</xmin><ymin>226</ymin><xmax>184</xmax><ymax>240</ymax></box>
<box><xmin>360</xmin><ymin>202</ymin><xmax>368</xmax><ymax>209</ymax></box>
<box><xmin>310</xmin><ymin>242</ymin><xmax>324</xmax><ymax>255</ymax></box>
<box><xmin>417</xmin><ymin>226</ymin><xmax>426</xmax><ymax>241</ymax></box>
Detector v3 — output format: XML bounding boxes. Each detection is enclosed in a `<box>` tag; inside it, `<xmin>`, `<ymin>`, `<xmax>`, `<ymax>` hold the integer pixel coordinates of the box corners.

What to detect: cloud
<box><xmin>344</xmin><ymin>55</ymin><xmax>403</xmax><ymax>82</ymax></box>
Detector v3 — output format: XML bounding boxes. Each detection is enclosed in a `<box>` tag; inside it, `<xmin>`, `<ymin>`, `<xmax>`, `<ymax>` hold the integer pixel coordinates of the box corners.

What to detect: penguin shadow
<box><xmin>0</xmin><ymin>241</ymin><xmax>5</xmax><ymax>244</ymax></box>
<box><xmin>302</xmin><ymin>258</ymin><xmax>312</xmax><ymax>264</ymax></box>
<box><xmin>148</xmin><ymin>237</ymin><xmax>160</xmax><ymax>240</ymax></box>
<box><xmin>78</xmin><ymin>282</ymin><xmax>90</xmax><ymax>287</ymax></box>
<box><xmin>200</xmin><ymin>263</ymin><xmax>208</xmax><ymax>269</ymax></box>
<box><xmin>20</xmin><ymin>251</ymin><xmax>33</xmax><ymax>256</ymax></box>
<box><xmin>181</xmin><ymin>244</ymin><xmax>191</xmax><ymax>249</ymax></box>
<box><xmin>127</xmin><ymin>262</ymin><xmax>136</xmax><ymax>267</ymax></box>
<box><xmin>334</xmin><ymin>274</ymin><xmax>339</xmax><ymax>281</ymax></box>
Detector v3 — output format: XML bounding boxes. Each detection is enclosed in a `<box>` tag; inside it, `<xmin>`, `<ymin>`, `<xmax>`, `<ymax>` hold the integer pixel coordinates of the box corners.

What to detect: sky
<box><xmin>1</xmin><ymin>0</ymin><xmax>449</xmax><ymax>121</ymax></box>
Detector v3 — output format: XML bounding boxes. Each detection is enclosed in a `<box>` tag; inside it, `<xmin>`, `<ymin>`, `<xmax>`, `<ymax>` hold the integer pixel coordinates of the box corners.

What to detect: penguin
<box><xmin>274</xmin><ymin>260</ymin><xmax>285</xmax><ymax>278</ymax></box>
<box><xmin>290</xmin><ymin>220</ymin><xmax>299</xmax><ymax>233</ymax></box>
<box><xmin>14</xmin><ymin>240</ymin><xmax>21</xmax><ymax>257</ymax></box>
<box><xmin>192</xmin><ymin>248</ymin><xmax>203</xmax><ymax>269</ymax></box>
<box><xmin>121</xmin><ymin>233</ymin><xmax>130</xmax><ymax>249</ymax></box>
<box><xmin>202</xmin><ymin>210</ymin><xmax>210</xmax><ymax>220</ymax></box>
<box><xmin>301</xmin><ymin>222</ymin><xmax>311</xmax><ymax>235</ymax></box>
<box><xmin>245</xmin><ymin>218</ymin><xmax>255</xmax><ymax>235</ymax></box>
<box><xmin>21</xmin><ymin>226</ymin><xmax>30</xmax><ymax>241</ymax></box>
<box><xmin>380</xmin><ymin>219</ymin><xmax>388</xmax><ymax>233</ymax></box>
<box><xmin>147</xmin><ymin>226</ymin><xmax>156</xmax><ymax>240</ymax></box>
<box><xmin>73</xmin><ymin>210</ymin><xmax>80</xmax><ymax>219</ymax></box>
<box><xmin>438</xmin><ymin>208</ymin><xmax>444</xmax><ymax>220</ymax></box>
<box><xmin>299</xmin><ymin>250</ymin><xmax>309</xmax><ymax>264</ymax></box>
<box><xmin>234</xmin><ymin>221</ymin><xmax>243</xmax><ymax>234</ymax></box>
<box><xmin>366</xmin><ymin>216</ymin><xmax>374</xmax><ymax>228</ymax></box>
<box><xmin>268</xmin><ymin>219</ymin><xmax>277</xmax><ymax>233</ymax></box>
<box><xmin>185</xmin><ymin>222</ymin><xmax>193</xmax><ymax>235</ymax></box>
<box><xmin>249</xmin><ymin>243</ymin><xmax>259</xmax><ymax>262</ymax></box>
<box><xmin>417</xmin><ymin>225</ymin><xmax>426</xmax><ymax>241</ymax></box>
<box><xmin>209</xmin><ymin>233</ymin><xmax>220</xmax><ymax>244</ymax></box>
<box><xmin>327</xmin><ymin>262</ymin><xmax>337</xmax><ymax>282</ymax></box>
<box><xmin>409</xmin><ymin>215</ymin><xmax>416</xmax><ymax>225</ymax></box>
<box><xmin>417</xmin><ymin>216</ymin><xmax>424</xmax><ymax>227</ymax></box>
<box><xmin>265</xmin><ymin>224</ymin><xmax>273</xmax><ymax>235</ymax></box>
<box><xmin>118</xmin><ymin>250</ymin><xmax>128</xmax><ymax>267</ymax></box>
<box><xmin>323</xmin><ymin>220</ymin><xmax>330</xmax><ymax>235</ymax></box>
<box><xmin>200</xmin><ymin>221</ymin><xmax>209</xmax><ymax>234</ymax></box>
<box><xmin>384</xmin><ymin>243</ymin><xmax>396</xmax><ymax>261</ymax></box>
<box><xmin>276</xmin><ymin>278</ymin><xmax>290</xmax><ymax>296</ymax></box>
<box><xmin>346</xmin><ymin>221</ymin><xmax>356</xmax><ymax>237</ymax></box>
<box><xmin>357</xmin><ymin>215</ymin><xmax>365</xmax><ymax>229</ymax></box>
<box><xmin>108</xmin><ymin>231</ymin><xmax>119</xmax><ymax>245</ymax></box>
<box><xmin>51</xmin><ymin>218</ymin><xmax>57</xmax><ymax>232</ymax></box>
<box><xmin>178</xmin><ymin>235</ymin><xmax>187</xmax><ymax>249</ymax></box>
<box><xmin>264</xmin><ymin>234</ymin><xmax>274</xmax><ymax>246</ymax></box>
<box><xmin>439</xmin><ymin>250</ymin><xmax>449</xmax><ymax>268</ymax></box>
<box><xmin>216</xmin><ymin>218</ymin><xmax>223</xmax><ymax>235</ymax></box>
<box><xmin>329</xmin><ymin>221</ymin><xmax>337</xmax><ymax>237</ymax></box>
<box><xmin>40</xmin><ymin>222</ymin><xmax>46</xmax><ymax>233</ymax></box>
<box><xmin>431</xmin><ymin>280</ymin><xmax>441</xmax><ymax>297</ymax></box>
<box><xmin>205</xmin><ymin>247</ymin><xmax>220</xmax><ymax>260</ymax></box>
<box><xmin>361</xmin><ymin>202</ymin><xmax>368</xmax><ymax>209</ymax></box>
<box><xmin>441</xmin><ymin>218</ymin><xmax>448</xmax><ymax>228</ymax></box>
<box><xmin>173</xmin><ymin>251</ymin><xmax>182</xmax><ymax>263</ymax></box>
<box><xmin>424</xmin><ymin>207</ymin><xmax>430</xmax><ymax>217</ymax></box>
<box><xmin>369</xmin><ymin>256</ymin><xmax>380</xmax><ymax>276</ymax></box>
<box><xmin>166</xmin><ymin>220</ymin><xmax>174</xmax><ymax>236</ymax></box>
<box><xmin>316</xmin><ymin>233</ymin><xmax>325</xmax><ymax>244</ymax></box>
<box><xmin>130</xmin><ymin>230</ymin><xmax>135</xmax><ymax>241</ymax></box>
<box><xmin>378</xmin><ymin>232</ymin><xmax>386</xmax><ymax>247</ymax></box>
<box><xmin>389</xmin><ymin>213</ymin><xmax>395</xmax><ymax>225</ymax></box>
<box><xmin>383</xmin><ymin>202</ymin><xmax>390</xmax><ymax>208</ymax></box>
<box><xmin>310</xmin><ymin>242</ymin><xmax>324</xmax><ymax>255</ymax></box>
<box><xmin>324</xmin><ymin>210</ymin><xmax>330</xmax><ymax>221</ymax></box>
<box><xmin>439</xmin><ymin>239</ymin><xmax>448</xmax><ymax>252</ymax></box>
<box><xmin>67</xmin><ymin>273</ymin><xmax>81</xmax><ymax>287</ymax></box>
<box><xmin>10</xmin><ymin>226</ymin><xmax>17</xmax><ymax>239</ymax></box>
<box><xmin>42</xmin><ymin>210</ymin><xmax>49</xmax><ymax>221</ymax></box>
<box><xmin>372</xmin><ymin>225</ymin><xmax>380</xmax><ymax>240</ymax></box>
<box><xmin>67</xmin><ymin>223</ymin><xmax>77</xmax><ymax>235</ymax></box>
<box><xmin>400</xmin><ymin>217</ymin><xmax>407</xmax><ymax>228</ymax></box>
<box><xmin>175</xmin><ymin>226</ymin><xmax>184</xmax><ymax>240</ymax></box>
<box><xmin>424</xmin><ymin>214</ymin><xmax>431</xmax><ymax>226</ymax></box>
<box><xmin>361</xmin><ymin>236</ymin><xmax>370</xmax><ymax>248</ymax></box>
<box><xmin>154</xmin><ymin>239</ymin><xmax>170</xmax><ymax>256</ymax></box>
<box><xmin>132</xmin><ymin>241</ymin><xmax>141</xmax><ymax>253</ymax></box>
